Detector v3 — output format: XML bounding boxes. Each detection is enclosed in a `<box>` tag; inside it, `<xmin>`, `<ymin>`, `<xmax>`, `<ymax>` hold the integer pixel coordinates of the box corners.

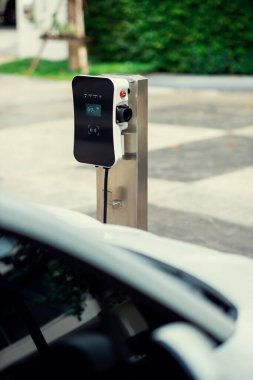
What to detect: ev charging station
<box><xmin>72</xmin><ymin>74</ymin><xmax>148</xmax><ymax>230</ymax></box>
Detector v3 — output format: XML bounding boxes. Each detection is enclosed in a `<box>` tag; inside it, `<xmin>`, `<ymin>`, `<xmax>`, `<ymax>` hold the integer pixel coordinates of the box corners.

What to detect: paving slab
<box><xmin>148</xmin><ymin>74</ymin><xmax>253</xmax><ymax>91</ymax></box>
<box><xmin>149</xmin><ymin>135</ymin><xmax>253</xmax><ymax>181</ymax></box>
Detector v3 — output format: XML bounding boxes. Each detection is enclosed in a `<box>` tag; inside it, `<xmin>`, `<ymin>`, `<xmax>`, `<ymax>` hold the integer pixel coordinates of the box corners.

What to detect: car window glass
<box><xmin>0</xmin><ymin>231</ymin><xmax>153</xmax><ymax>357</ymax></box>
<box><xmin>0</xmin><ymin>230</ymin><xmax>201</xmax><ymax>380</ymax></box>
<box><xmin>0</xmin><ymin>231</ymin><xmax>95</xmax><ymax>351</ymax></box>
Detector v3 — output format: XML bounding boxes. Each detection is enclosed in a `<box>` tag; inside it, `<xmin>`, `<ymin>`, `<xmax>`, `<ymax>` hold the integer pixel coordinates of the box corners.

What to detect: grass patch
<box><xmin>0</xmin><ymin>58</ymin><xmax>156</xmax><ymax>80</ymax></box>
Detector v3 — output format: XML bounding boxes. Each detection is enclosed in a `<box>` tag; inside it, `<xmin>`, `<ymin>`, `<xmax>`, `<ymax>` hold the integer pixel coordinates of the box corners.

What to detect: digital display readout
<box><xmin>85</xmin><ymin>103</ymin><xmax>101</xmax><ymax>117</ymax></box>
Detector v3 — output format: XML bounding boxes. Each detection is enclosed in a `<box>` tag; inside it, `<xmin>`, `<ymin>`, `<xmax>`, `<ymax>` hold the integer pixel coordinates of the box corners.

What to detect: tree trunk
<box><xmin>68</xmin><ymin>0</ymin><xmax>88</xmax><ymax>74</ymax></box>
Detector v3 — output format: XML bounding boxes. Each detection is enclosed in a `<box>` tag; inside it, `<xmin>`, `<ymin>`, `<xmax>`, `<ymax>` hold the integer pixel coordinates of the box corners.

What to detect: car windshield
<box><xmin>0</xmin><ymin>233</ymin><xmax>91</xmax><ymax>350</ymax></box>
<box><xmin>0</xmin><ymin>226</ymin><xmax>236</xmax><ymax>368</ymax></box>
<box><xmin>0</xmin><ymin>231</ymin><xmax>170</xmax><ymax>357</ymax></box>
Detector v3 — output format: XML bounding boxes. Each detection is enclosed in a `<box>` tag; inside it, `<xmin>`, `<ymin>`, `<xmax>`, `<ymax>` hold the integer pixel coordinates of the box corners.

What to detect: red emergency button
<box><xmin>120</xmin><ymin>90</ymin><xmax>127</xmax><ymax>98</ymax></box>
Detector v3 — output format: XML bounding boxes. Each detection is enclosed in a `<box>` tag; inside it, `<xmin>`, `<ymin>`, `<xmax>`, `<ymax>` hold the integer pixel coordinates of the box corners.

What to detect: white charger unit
<box><xmin>72</xmin><ymin>75</ymin><xmax>132</xmax><ymax>168</ymax></box>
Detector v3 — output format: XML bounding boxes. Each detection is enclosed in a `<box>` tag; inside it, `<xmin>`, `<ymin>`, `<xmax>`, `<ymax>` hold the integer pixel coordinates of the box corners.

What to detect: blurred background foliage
<box><xmin>86</xmin><ymin>0</ymin><xmax>253</xmax><ymax>74</ymax></box>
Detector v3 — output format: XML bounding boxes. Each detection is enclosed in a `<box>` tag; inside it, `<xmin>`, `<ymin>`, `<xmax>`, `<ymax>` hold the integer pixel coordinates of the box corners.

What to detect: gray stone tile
<box><xmin>149</xmin><ymin>103</ymin><xmax>253</xmax><ymax>129</ymax></box>
<box><xmin>148</xmin><ymin>204</ymin><xmax>253</xmax><ymax>257</ymax></box>
<box><xmin>148</xmin><ymin>74</ymin><xmax>253</xmax><ymax>91</ymax></box>
<box><xmin>149</xmin><ymin>136</ymin><xmax>253</xmax><ymax>182</ymax></box>
<box><xmin>0</xmin><ymin>100</ymin><xmax>72</xmax><ymax>129</ymax></box>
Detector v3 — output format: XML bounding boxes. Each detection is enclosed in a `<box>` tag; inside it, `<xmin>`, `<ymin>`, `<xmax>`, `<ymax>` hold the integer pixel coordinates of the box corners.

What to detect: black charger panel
<box><xmin>72</xmin><ymin>76</ymin><xmax>115</xmax><ymax>167</ymax></box>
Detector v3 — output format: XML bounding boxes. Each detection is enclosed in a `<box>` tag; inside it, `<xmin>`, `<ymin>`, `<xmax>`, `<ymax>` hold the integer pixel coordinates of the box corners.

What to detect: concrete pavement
<box><xmin>148</xmin><ymin>73</ymin><xmax>253</xmax><ymax>91</ymax></box>
<box><xmin>0</xmin><ymin>74</ymin><xmax>253</xmax><ymax>257</ymax></box>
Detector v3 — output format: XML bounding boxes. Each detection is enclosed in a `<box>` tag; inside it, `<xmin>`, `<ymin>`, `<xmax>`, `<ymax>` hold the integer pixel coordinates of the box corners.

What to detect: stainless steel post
<box><xmin>96</xmin><ymin>75</ymin><xmax>148</xmax><ymax>230</ymax></box>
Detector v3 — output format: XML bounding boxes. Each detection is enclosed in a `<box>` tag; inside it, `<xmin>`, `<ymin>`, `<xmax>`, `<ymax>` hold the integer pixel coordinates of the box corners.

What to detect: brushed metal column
<box><xmin>96</xmin><ymin>75</ymin><xmax>148</xmax><ymax>230</ymax></box>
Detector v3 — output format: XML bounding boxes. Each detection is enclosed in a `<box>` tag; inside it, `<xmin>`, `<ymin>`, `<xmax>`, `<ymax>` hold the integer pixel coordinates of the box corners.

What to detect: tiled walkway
<box><xmin>0</xmin><ymin>75</ymin><xmax>253</xmax><ymax>256</ymax></box>
<box><xmin>148</xmin><ymin>86</ymin><xmax>253</xmax><ymax>256</ymax></box>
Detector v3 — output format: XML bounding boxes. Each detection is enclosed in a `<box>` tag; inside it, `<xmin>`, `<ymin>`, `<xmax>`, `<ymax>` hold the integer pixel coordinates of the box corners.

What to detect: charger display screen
<box><xmin>85</xmin><ymin>103</ymin><xmax>101</xmax><ymax>117</ymax></box>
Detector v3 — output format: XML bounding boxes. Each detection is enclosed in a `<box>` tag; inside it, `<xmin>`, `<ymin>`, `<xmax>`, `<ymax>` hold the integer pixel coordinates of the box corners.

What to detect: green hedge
<box><xmin>86</xmin><ymin>0</ymin><xmax>253</xmax><ymax>74</ymax></box>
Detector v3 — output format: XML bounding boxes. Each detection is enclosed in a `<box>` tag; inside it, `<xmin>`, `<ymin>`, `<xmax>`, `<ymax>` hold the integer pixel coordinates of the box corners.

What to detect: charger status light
<box><xmin>120</xmin><ymin>90</ymin><xmax>126</xmax><ymax>98</ymax></box>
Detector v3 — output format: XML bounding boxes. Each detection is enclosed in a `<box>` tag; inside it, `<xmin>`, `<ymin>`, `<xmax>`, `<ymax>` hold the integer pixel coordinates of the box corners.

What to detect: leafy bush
<box><xmin>86</xmin><ymin>0</ymin><xmax>253</xmax><ymax>74</ymax></box>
